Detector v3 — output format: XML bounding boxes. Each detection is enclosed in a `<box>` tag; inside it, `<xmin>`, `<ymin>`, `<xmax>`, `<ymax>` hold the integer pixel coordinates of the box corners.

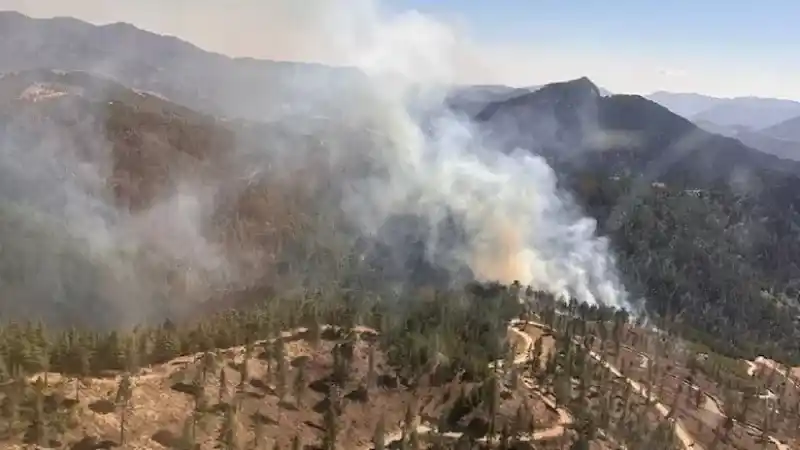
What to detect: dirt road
<box><xmin>380</xmin><ymin>322</ymin><xmax>574</xmax><ymax>447</ymax></box>
<box><xmin>586</xmin><ymin>346</ymin><xmax>703</xmax><ymax>450</ymax></box>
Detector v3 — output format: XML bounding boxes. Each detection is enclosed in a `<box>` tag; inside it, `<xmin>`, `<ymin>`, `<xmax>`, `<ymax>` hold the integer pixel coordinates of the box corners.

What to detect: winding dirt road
<box><xmin>585</xmin><ymin>346</ymin><xmax>702</xmax><ymax>449</ymax></box>
<box><xmin>27</xmin><ymin>320</ymin><xmax>792</xmax><ymax>449</ymax></box>
<box><xmin>505</xmin><ymin>319</ymin><xmax>703</xmax><ymax>449</ymax></box>
<box><xmin>383</xmin><ymin>319</ymin><xmax>704</xmax><ymax>449</ymax></box>
<box><xmin>381</xmin><ymin>322</ymin><xmax>574</xmax><ymax>447</ymax></box>
<box><xmin>622</xmin><ymin>344</ymin><xmax>792</xmax><ymax>449</ymax></box>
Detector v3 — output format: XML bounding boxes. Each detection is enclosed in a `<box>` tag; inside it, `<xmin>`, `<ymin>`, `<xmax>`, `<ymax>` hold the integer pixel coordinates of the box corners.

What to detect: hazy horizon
<box><xmin>0</xmin><ymin>0</ymin><xmax>798</xmax><ymax>101</ymax></box>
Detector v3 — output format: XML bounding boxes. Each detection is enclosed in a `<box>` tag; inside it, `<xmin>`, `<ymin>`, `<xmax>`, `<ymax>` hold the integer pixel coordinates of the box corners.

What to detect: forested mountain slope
<box><xmin>0</xmin><ymin>11</ymin><xmax>357</xmax><ymax>121</ymax></box>
<box><xmin>4</xmin><ymin>68</ymin><xmax>800</xmax><ymax>365</ymax></box>
<box><xmin>0</xmin><ymin>70</ymin><xmax>474</xmax><ymax>328</ymax></box>
<box><xmin>468</xmin><ymin>78</ymin><xmax>800</xmax><ymax>363</ymax></box>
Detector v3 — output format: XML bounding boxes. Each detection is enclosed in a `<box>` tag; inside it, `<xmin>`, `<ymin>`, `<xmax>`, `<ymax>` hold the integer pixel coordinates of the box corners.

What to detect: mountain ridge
<box><xmin>0</xmin><ymin>10</ymin><xmax>361</xmax><ymax>122</ymax></box>
<box><xmin>761</xmin><ymin>115</ymin><xmax>800</xmax><ymax>142</ymax></box>
<box><xmin>460</xmin><ymin>76</ymin><xmax>800</xmax><ymax>364</ymax></box>
<box><xmin>472</xmin><ymin>77</ymin><xmax>800</xmax><ymax>186</ymax></box>
<box><xmin>647</xmin><ymin>90</ymin><xmax>800</xmax><ymax>130</ymax></box>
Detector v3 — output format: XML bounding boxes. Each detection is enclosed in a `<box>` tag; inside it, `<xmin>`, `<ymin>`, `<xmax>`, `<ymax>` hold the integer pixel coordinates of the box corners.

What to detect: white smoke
<box><xmin>0</xmin><ymin>76</ymin><xmax>234</xmax><ymax>326</ymax></box>
<box><xmin>0</xmin><ymin>0</ymin><xmax>635</xmax><ymax>327</ymax></box>
<box><xmin>293</xmin><ymin>1</ymin><xmax>633</xmax><ymax>309</ymax></box>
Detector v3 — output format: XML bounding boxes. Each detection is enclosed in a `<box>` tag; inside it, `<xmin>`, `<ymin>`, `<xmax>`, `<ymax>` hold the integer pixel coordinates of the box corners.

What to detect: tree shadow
<box><xmin>70</xmin><ymin>436</ymin><xmax>118</xmax><ymax>449</ymax></box>
<box><xmin>87</xmin><ymin>399</ymin><xmax>116</xmax><ymax>414</ymax></box>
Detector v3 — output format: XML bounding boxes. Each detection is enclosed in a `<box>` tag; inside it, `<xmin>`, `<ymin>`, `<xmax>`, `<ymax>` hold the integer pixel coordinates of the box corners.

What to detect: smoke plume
<box><xmin>0</xmin><ymin>0</ymin><xmax>635</xmax><ymax>329</ymax></box>
<box><xmin>275</xmin><ymin>0</ymin><xmax>633</xmax><ymax>309</ymax></box>
<box><xmin>0</xmin><ymin>74</ymin><xmax>236</xmax><ymax>326</ymax></box>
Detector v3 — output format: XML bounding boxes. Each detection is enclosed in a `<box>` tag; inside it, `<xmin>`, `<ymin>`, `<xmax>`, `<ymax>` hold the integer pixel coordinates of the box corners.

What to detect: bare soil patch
<box><xmin>0</xmin><ymin>327</ymin><xmax>560</xmax><ymax>450</ymax></box>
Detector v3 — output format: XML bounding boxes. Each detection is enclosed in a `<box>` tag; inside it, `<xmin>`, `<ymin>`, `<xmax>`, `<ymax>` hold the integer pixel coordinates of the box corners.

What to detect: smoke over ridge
<box><xmin>0</xmin><ymin>0</ymin><xmax>635</xmax><ymax>328</ymax></box>
<box><xmin>318</xmin><ymin>2</ymin><xmax>631</xmax><ymax>308</ymax></box>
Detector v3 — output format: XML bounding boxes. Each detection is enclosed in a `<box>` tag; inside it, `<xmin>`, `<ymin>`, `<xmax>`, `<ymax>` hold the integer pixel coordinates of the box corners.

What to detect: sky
<box><xmin>1</xmin><ymin>0</ymin><xmax>798</xmax><ymax>99</ymax></box>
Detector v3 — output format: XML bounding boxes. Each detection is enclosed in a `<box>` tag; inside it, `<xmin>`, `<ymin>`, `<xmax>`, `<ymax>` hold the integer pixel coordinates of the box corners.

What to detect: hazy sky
<box><xmin>1</xmin><ymin>0</ymin><xmax>798</xmax><ymax>99</ymax></box>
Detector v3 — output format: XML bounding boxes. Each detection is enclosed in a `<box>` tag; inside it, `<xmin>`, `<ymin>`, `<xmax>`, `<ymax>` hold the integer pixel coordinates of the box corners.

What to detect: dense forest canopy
<box><xmin>469</xmin><ymin>78</ymin><xmax>800</xmax><ymax>364</ymax></box>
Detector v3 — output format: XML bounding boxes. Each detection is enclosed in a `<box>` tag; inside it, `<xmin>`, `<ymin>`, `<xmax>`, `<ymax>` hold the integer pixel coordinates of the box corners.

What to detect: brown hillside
<box><xmin>0</xmin><ymin>326</ymin><xmax>560</xmax><ymax>450</ymax></box>
<box><xmin>0</xmin><ymin>70</ymin><xmax>345</xmax><ymax>326</ymax></box>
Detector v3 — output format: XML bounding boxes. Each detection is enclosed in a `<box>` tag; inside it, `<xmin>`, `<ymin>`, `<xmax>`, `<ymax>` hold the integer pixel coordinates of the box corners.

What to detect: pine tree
<box><xmin>694</xmin><ymin>387</ymin><xmax>704</xmax><ymax>409</ymax></box>
<box><xmin>35</xmin><ymin>343</ymin><xmax>51</xmax><ymax>387</ymax></box>
<box><xmin>98</xmin><ymin>331</ymin><xmax>126</xmax><ymax>370</ymax></box>
<box><xmin>554</xmin><ymin>374</ymin><xmax>572</xmax><ymax>408</ymax></box>
<box><xmin>761</xmin><ymin>408</ymin><xmax>773</xmax><ymax>446</ymax></box>
<box><xmin>265</xmin><ymin>345</ymin><xmax>274</xmax><ymax>385</ymax></box>
<box><xmin>123</xmin><ymin>336</ymin><xmax>140</xmax><ymax>374</ymax></box>
<box><xmin>570</xmin><ymin>435</ymin><xmax>591</xmax><ymax>450</ymax></box>
<box><xmin>27</xmin><ymin>380</ymin><xmax>48</xmax><ymax>446</ymax></box>
<box><xmin>192</xmin><ymin>371</ymin><xmax>208</xmax><ymax>413</ymax></box>
<box><xmin>153</xmin><ymin>328</ymin><xmax>180</xmax><ymax>364</ymax></box>
<box><xmin>402</xmin><ymin>401</ymin><xmax>416</xmax><ymax>444</ymax></box>
<box><xmin>367</xmin><ymin>344</ymin><xmax>377</xmax><ymax>390</ymax></box>
<box><xmin>1</xmin><ymin>375</ymin><xmax>24</xmax><ymax>433</ymax></box>
<box><xmin>275</xmin><ymin>340</ymin><xmax>288</xmax><ymax>402</ymax></box>
<box><xmin>219</xmin><ymin>367</ymin><xmax>229</xmax><ymax>404</ymax></box>
<box><xmin>115</xmin><ymin>373</ymin><xmax>133</xmax><ymax>445</ymax></box>
<box><xmin>504</xmin><ymin>342</ymin><xmax>516</xmax><ymax>372</ymax></box>
<box><xmin>373</xmin><ymin>415</ymin><xmax>385</xmax><ymax>450</ymax></box>
<box><xmin>293</xmin><ymin>363</ymin><xmax>307</xmax><ymax>408</ymax></box>
<box><xmin>437</xmin><ymin>408</ymin><xmax>449</xmax><ymax>435</ymax></box>
<box><xmin>483</xmin><ymin>376</ymin><xmax>500</xmax><ymax>443</ymax></box>
<box><xmin>201</xmin><ymin>351</ymin><xmax>215</xmax><ymax>384</ymax></box>
<box><xmin>499</xmin><ymin>424</ymin><xmax>511</xmax><ymax>450</ymax></box>
<box><xmin>322</xmin><ymin>394</ymin><xmax>339</xmax><ymax>450</ymax></box>
<box><xmin>309</xmin><ymin>314</ymin><xmax>322</xmax><ymax>349</ymax></box>
<box><xmin>218</xmin><ymin>403</ymin><xmax>241</xmax><ymax>450</ymax></box>
<box><xmin>322</xmin><ymin>385</ymin><xmax>342</xmax><ymax>450</ymax></box>
<box><xmin>253</xmin><ymin>415</ymin><xmax>266</xmax><ymax>449</ymax></box>
<box><xmin>74</xmin><ymin>343</ymin><xmax>91</xmax><ymax>402</ymax></box>
<box><xmin>137</xmin><ymin>330</ymin><xmax>152</xmax><ymax>364</ymax></box>
<box><xmin>509</xmin><ymin>367</ymin><xmax>520</xmax><ymax>390</ymax></box>
<box><xmin>180</xmin><ymin>414</ymin><xmax>197</xmax><ymax>450</ymax></box>
<box><xmin>0</xmin><ymin>353</ymin><xmax>8</xmax><ymax>383</ymax></box>
<box><xmin>238</xmin><ymin>357</ymin><xmax>249</xmax><ymax>393</ymax></box>
<box><xmin>276</xmin><ymin>358</ymin><xmax>288</xmax><ymax>404</ymax></box>
<box><xmin>331</xmin><ymin>344</ymin><xmax>349</xmax><ymax>385</ymax></box>
<box><xmin>511</xmin><ymin>404</ymin><xmax>528</xmax><ymax>442</ymax></box>
<box><xmin>408</xmin><ymin>429</ymin><xmax>421</xmax><ymax>450</ymax></box>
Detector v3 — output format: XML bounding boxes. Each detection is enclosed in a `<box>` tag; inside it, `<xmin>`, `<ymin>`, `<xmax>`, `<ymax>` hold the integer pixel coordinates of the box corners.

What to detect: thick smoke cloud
<box><xmin>0</xmin><ymin>0</ymin><xmax>635</xmax><ymax>329</ymax></box>
<box><xmin>0</xmin><ymin>75</ymin><xmax>235</xmax><ymax>326</ymax></box>
<box><xmin>279</xmin><ymin>1</ymin><xmax>634</xmax><ymax>309</ymax></box>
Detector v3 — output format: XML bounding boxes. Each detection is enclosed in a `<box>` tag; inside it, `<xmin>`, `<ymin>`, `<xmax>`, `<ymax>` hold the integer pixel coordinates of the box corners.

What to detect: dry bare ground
<box><xmin>520</xmin><ymin>319</ymin><xmax>704</xmax><ymax>450</ymax></box>
<box><xmin>382</xmin><ymin>321</ymin><xmax>574</xmax><ymax>447</ymax></box>
<box><xmin>11</xmin><ymin>327</ymin><xmax>402</xmax><ymax>449</ymax></box>
<box><xmin>6</xmin><ymin>323</ymin><xmax>567</xmax><ymax>450</ymax></box>
<box><xmin>13</xmin><ymin>318</ymin><xmax>792</xmax><ymax>450</ymax></box>
<box><xmin>591</xmin><ymin>325</ymin><xmax>794</xmax><ymax>450</ymax></box>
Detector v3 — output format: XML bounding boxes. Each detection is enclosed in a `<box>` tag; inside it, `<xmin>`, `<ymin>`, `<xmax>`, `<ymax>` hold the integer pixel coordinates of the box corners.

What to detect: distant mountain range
<box><xmin>465</xmin><ymin>77</ymin><xmax>800</xmax><ymax>187</ymax></box>
<box><xmin>647</xmin><ymin>91</ymin><xmax>800</xmax><ymax>160</ymax></box>
<box><xmin>762</xmin><ymin>115</ymin><xmax>800</xmax><ymax>142</ymax></box>
<box><xmin>0</xmin><ymin>10</ymin><xmax>364</xmax><ymax>122</ymax></box>
<box><xmin>646</xmin><ymin>91</ymin><xmax>800</xmax><ymax>130</ymax></box>
<box><xmin>1</xmin><ymin>9</ymin><xmax>798</xmax><ymax>176</ymax></box>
